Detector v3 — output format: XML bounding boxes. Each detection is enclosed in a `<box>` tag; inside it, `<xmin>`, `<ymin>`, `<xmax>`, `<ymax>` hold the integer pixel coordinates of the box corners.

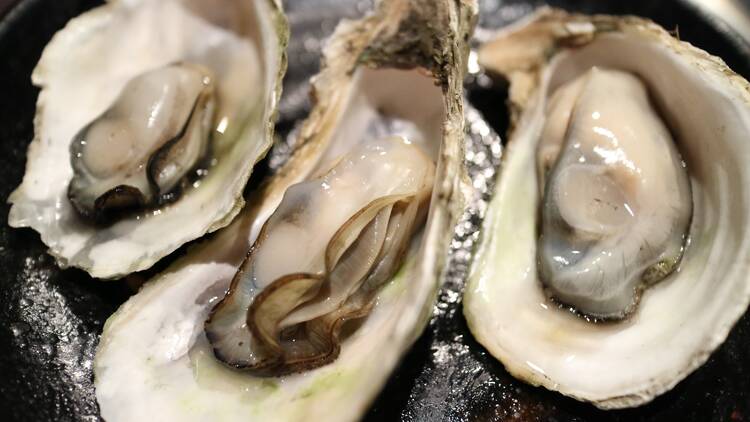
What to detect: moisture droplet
<box><xmin>10</xmin><ymin>321</ymin><xmax>30</xmax><ymax>337</ymax></box>
<box><xmin>41</xmin><ymin>343</ymin><xmax>55</xmax><ymax>357</ymax></box>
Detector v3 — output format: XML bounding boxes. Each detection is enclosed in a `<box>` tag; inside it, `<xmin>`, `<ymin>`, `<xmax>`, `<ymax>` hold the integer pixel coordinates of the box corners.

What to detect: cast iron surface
<box><xmin>0</xmin><ymin>0</ymin><xmax>748</xmax><ymax>421</ymax></box>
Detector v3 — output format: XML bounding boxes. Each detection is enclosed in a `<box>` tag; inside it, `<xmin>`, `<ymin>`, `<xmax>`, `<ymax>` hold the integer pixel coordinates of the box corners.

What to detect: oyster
<box><xmin>7</xmin><ymin>0</ymin><xmax>288</xmax><ymax>278</ymax></box>
<box><xmin>95</xmin><ymin>0</ymin><xmax>476</xmax><ymax>420</ymax></box>
<box><xmin>537</xmin><ymin>66</ymin><xmax>693</xmax><ymax>319</ymax></box>
<box><xmin>465</xmin><ymin>8</ymin><xmax>750</xmax><ymax>408</ymax></box>
<box><xmin>205</xmin><ymin>136</ymin><xmax>435</xmax><ymax>374</ymax></box>
<box><xmin>68</xmin><ymin>63</ymin><xmax>217</xmax><ymax>221</ymax></box>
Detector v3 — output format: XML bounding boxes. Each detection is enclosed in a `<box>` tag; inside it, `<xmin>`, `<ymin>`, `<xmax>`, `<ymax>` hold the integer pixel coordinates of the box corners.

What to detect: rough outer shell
<box><xmin>94</xmin><ymin>0</ymin><xmax>477</xmax><ymax>420</ymax></box>
<box><xmin>464</xmin><ymin>8</ymin><xmax>750</xmax><ymax>409</ymax></box>
<box><xmin>7</xmin><ymin>0</ymin><xmax>289</xmax><ymax>278</ymax></box>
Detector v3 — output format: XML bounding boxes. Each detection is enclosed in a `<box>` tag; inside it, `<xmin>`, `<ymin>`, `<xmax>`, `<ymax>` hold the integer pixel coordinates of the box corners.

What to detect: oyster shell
<box><xmin>95</xmin><ymin>0</ymin><xmax>476</xmax><ymax>420</ymax></box>
<box><xmin>465</xmin><ymin>8</ymin><xmax>750</xmax><ymax>408</ymax></box>
<box><xmin>7</xmin><ymin>0</ymin><xmax>288</xmax><ymax>278</ymax></box>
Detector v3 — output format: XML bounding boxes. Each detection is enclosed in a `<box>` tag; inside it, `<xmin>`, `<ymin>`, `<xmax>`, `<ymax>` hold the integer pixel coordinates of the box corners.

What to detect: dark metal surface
<box><xmin>0</xmin><ymin>0</ymin><xmax>748</xmax><ymax>421</ymax></box>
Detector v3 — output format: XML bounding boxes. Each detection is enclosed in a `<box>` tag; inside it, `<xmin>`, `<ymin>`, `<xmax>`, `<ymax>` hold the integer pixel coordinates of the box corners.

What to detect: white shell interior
<box><xmin>8</xmin><ymin>0</ymin><xmax>284</xmax><ymax>278</ymax></box>
<box><xmin>466</xmin><ymin>30</ymin><xmax>750</xmax><ymax>408</ymax></box>
<box><xmin>96</xmin><ymin>68</ymin><xmax>447</xmax><ymax>421</ymax></box>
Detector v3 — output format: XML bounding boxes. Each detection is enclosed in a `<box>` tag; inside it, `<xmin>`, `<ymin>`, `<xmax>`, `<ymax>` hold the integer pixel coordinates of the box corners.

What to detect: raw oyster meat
<box><xmin>205</xmin><ymin>136</ymin><xmax>435</xmax><ymax>374</ymax></box>
<box><xmin>67</xmin><ymin>63</ymin><xmax>217</xmax><ymax>221</ymax></box>
<box><xmin>537</xmin><ymin>66</ymin><xmax>692</xmax><ymax>319</ymax></box>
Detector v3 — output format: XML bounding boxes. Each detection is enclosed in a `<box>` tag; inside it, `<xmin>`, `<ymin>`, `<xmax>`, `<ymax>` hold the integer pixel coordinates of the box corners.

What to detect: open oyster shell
<box><xmin>464</xmin><ymin>8</ymin><xmax>750</xmax><ymax>409</ymax></box>
<box><xmin>95</xmin><ymin>0</ymin><xmax>476</xmax><ymax>420</ymax></box>
<box><xmin>7</xmin><ymin>0</ymin><xmax>288</xmax><ymax>278</ymax></box>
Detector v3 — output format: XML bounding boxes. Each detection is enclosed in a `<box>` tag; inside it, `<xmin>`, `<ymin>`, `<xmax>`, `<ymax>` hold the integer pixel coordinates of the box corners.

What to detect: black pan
<box><xmin>0</xmin><ymin>0</ymin><xmax>748</xmax><ymax>421</ymax></box>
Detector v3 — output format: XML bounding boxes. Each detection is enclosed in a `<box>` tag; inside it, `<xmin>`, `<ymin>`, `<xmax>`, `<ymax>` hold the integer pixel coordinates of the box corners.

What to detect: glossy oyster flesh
<box><xmin>8</xmin><ymin>0</ymin><xmax>288</xmax><ymax>278</ymax></box>
<box><xmin>205</xmin><ymin>136</ymin><xmax>435</xmax><ymax>374</ymax></box>
<box><xmin>95</xmin><ymin>0</ymin><xmax>476</xmax><ymax>419</ymax></box>
<box><xmin>68</xmin><ymin>63</ymin><xmax>216</xmax><ymax>221</ymax></box>
<box><xmin>537</xmin><ymin>66</ymin><xmax>692</xmax><ymax>319</ymax></box>
<box><xmin>465</xmin><ymin>9</ymin><xmax>750</xmax><ymax>408</ymax></box>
